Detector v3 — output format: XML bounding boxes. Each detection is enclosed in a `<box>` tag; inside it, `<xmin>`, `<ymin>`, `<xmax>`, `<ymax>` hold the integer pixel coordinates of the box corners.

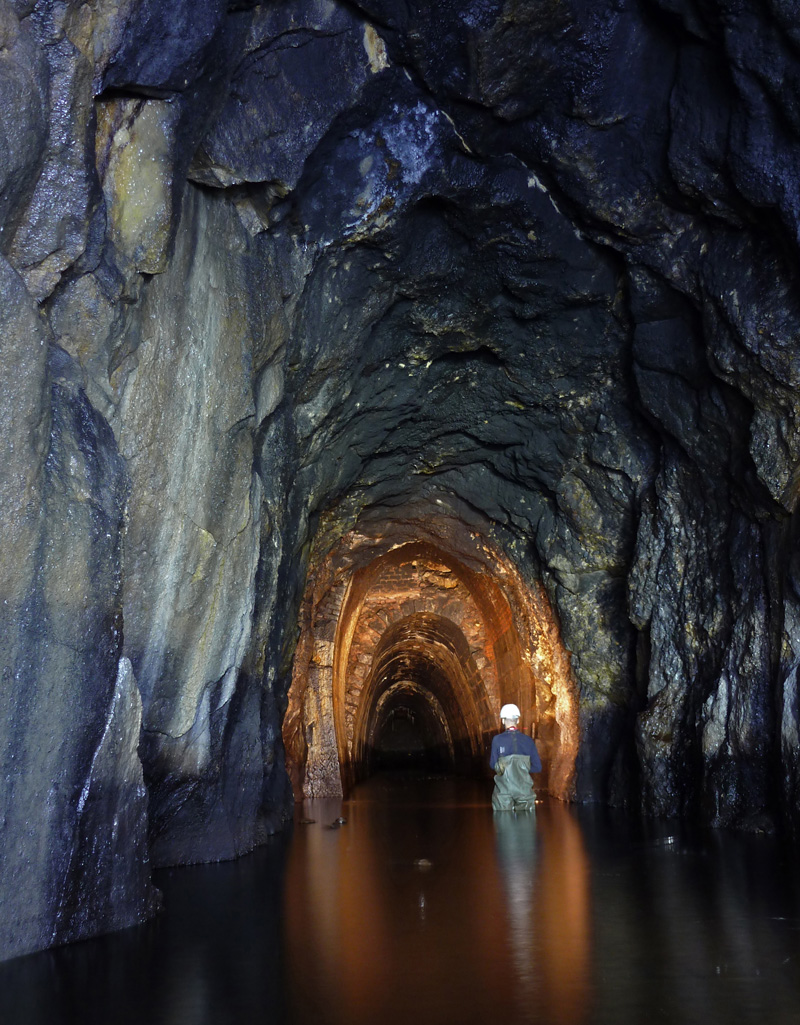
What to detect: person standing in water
<box><xmin>490</xmin><ymin>703</ymin><xmax>541</xmax><ymax>812</ymax></box>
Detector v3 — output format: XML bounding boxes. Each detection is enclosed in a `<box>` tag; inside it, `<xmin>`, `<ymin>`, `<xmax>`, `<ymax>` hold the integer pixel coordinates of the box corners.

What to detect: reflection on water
<box><xmin>493</xmin><ymin>812</ymin><xmax>540</xmax><ymax>998</ymax></box>
<box><xmin>493</xmin><ymin>804</ymin><xmax>591</xmax><ymax>1024</ymax></box>
<box><xmin>286</xmin><ymin>777</ymin><xmax>593</xmax><ymax>1025</ymax></box>
<box><xmin>0</xmin><ymin>836</ymin><xmax>288</xmax><ymax>1025</ymax></box>
<box><xmin>1</xmin><ymin>774</ymin><xmax>800</xmax><ymax>1025</ymax></box>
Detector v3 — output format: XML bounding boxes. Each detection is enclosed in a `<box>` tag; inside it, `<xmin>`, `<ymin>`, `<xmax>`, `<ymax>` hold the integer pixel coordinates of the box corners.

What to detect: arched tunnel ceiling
<box><xmin>366</xmin><ymin>643</ymin><xmax>470</xmax><ymax>754</ymax></box>
<box><xmin>283</xmin><ymin>187</ymin><xmax>644</xmax><ymax>544</ymax></box>
<box><xmin>361</xmin><ymin>613</ymin><xmax>479</xmax><ymax>753</ymax></box>
<box><xmin>265</xmin><ymin>52</ymin><xmax>652</xmax><ymax>543</ymax></box>
<box><xmin>2</xmin><ymin>0</ymin><xmax>800</xmax><ymax>962</ymax></box>
<box><xmin>286</xmin><ymin>524</ymin><xmax>579</xmax><ymax>801</ymax></box>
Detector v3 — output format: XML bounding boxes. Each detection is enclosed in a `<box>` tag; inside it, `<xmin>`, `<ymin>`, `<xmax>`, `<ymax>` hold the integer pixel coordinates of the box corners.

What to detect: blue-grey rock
<box><xmin>0</xmin><ymin>295</ymin><xmax>154</xmax><ymax>958</ymax></box>
<box><xmin>100</xmin><ymin>0</ymin><xmax>228</xmax><ymax>96</ymax></box>
<box><xmin>191</xmin><ymin>1</ymin><xmax>382</xmax><ymax>190</ymax></box>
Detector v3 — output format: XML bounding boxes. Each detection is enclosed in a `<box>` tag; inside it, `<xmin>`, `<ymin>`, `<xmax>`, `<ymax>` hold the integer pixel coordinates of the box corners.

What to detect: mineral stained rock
<box><xmin>2</xmin><ymin>0</ymin><xmax>800</xmax><ymax>960</ymax></box>
<box><xmin>0</xmin><ymin>288</ymin><xmax>156</xmax><ymax>958</ymax></box>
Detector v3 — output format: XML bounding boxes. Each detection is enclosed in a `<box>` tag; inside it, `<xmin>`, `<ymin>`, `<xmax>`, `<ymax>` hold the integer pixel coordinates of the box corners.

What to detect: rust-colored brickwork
<box><xmin>284</xmin><ymin>515</ymin><xmax>579</xmax><ymax>799</ymax></box>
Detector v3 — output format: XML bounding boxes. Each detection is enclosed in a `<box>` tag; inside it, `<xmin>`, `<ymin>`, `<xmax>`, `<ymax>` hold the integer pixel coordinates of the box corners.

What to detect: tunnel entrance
<box><xmin>283</xmin><ymin>514</ymin><xmax>578</xmax><ymax>800</ymax></box>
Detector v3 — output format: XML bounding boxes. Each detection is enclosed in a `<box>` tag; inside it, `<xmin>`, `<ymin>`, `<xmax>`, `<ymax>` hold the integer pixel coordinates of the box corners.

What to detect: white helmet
<box><xmin>500</xmin><ymin>703</ymin><xmax>520</xmax><ymax>721</ymax></box>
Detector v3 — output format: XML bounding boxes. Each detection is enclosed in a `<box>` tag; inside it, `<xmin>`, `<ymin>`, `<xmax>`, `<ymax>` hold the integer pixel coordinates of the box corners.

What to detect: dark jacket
<box><xmin>490</xmin><ymin>728</ymin><xmax>542</xmax><ymax>773</ymax></box>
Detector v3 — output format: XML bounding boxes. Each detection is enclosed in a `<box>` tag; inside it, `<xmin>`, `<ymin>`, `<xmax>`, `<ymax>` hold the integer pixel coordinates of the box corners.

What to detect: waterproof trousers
<box><xmin>492</xmin><ymin>753</ymin><xmax>536</xmax><ymax>812</ymax></box>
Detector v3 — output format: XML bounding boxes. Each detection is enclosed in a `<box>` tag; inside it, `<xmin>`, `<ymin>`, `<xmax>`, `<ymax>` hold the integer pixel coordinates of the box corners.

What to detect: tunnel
<box><xmin>357</xmin><ymin>615</ymin><xmax>472</xmax><ymax>774</ymax></box>
<box><xmin>358</xmin><ymin>611</ymin><xmax>492</xmax><ymax>777</ymax></box>
<box><xmin>2</xmin><ymin>0</ymin><xmax>800</xmax><ymax>971</ymax></box>
<box><xmin>363</xmin><ymin>675</ymin><xmax>456</xmax><ymax>774</ymax></box>
<box><xmin>286</xmin><ymin>521</ymin><xmax>578</xmax><ymax>801</ymax></box>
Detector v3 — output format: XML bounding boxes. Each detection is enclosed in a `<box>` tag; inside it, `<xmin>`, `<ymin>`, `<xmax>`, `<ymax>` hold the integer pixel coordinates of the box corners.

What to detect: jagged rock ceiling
<box><xmin>2</xmin><ymin>0</ymin><xmax>800</xmax><ymax>961</ymax></box>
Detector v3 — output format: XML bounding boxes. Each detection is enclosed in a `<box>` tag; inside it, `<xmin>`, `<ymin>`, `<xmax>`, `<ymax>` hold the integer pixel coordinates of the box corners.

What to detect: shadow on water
<box><xmin>2</xmin><ymin>772</ymin><xmax>800</xmax><ymax>1025</ymax></box>
<box><xmin>0</xmin><ymin>837</ymin><xmax>289</xmax><ymax>1025</ymax></box>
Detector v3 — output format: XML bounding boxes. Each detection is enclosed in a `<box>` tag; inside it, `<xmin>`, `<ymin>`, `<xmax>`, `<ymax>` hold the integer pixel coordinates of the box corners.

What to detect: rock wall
<box><xmin>2</xmin><ymin>0</ymin><xmax>800</xmax><ymax>960</ymax></box>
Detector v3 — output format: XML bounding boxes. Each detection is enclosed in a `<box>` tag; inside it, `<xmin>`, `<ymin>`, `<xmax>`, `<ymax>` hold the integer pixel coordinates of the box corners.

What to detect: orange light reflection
<box><xmin>284</xmin><ymin>783</ymin><xmax>592</xmax><ymax>1025</ymax></box>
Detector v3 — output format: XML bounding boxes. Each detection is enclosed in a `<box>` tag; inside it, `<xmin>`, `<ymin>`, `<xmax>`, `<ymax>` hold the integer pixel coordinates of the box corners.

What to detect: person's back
<box><xmin>490</xmin><ymin>704</ymin><xmax>541</xmax><ymax>812</ymax></box>
<box><xmin>490</xmin><ymin>727</ymin><xmax>541</xmax><ymax>768</ymax></box>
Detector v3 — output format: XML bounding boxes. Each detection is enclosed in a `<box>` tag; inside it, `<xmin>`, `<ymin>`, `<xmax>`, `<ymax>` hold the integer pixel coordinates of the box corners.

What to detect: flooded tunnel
<box><xmin>4</xmin><ymin>0</ymin><xmax>800</xmax><ymax>1021</ymax></box>
<box><xmin>284</xmin><ymin>520</ymin><xmax>579</xmax><ymax>800</ymax></box>
<box><xmin>5</xmin><ymin>774</ymin><xmax>800</xmax><ymax>1025</ymax></box>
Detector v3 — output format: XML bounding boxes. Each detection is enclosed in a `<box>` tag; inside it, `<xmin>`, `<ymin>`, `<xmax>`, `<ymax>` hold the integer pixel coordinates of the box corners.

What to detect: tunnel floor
<box><xmin>2</xmin><ymin>775</ymin><xmax>800</xmax><ymax>1025</ymax></box>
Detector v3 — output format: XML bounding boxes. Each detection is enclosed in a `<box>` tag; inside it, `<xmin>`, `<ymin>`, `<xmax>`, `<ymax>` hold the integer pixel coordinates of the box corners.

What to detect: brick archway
<box><xmin>283</xmin><ymin>517</ymin><xmax>578</xmax><ymax>800</ymax></box>
<box><xmin>352</xmin><ymin>612</ymin><xmax>484</xmax><ymax>777</ymax></box>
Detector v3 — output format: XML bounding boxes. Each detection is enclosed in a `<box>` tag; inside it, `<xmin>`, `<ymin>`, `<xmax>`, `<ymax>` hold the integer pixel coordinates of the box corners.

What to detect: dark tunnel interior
<box><xmin>367</xmin><ymin>683</ymin><xmax>454</xmax><ymax>773</ymax></box>
<box><xmin>360</xmin><ymin>615</ymin><xmax>477</xmax><ymax>777</ymax></box>
<box><xmin>3</xmin><ymin>0</ymin><xmax>800</xmax><ymax>976</ymax></box>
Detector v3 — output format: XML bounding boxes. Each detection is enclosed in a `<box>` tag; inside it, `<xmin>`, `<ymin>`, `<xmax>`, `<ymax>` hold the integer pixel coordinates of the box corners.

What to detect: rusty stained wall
<box><xmin>342</xmin><ymin>556</ymin><xmax>499</xmax><ymax>749</ymax></box>
<box><xmin>284</xmin><ymin>521</ymin><xmax>579</xmax><ymax>800</ymax></box>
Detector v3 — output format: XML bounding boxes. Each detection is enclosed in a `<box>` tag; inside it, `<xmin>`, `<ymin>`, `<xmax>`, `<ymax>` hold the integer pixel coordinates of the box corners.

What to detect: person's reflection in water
<box><xmin>493</xmin><ymin>804</ymin><xmax>592</xmax><ymax>1025</ymax></box>
<box><xmin>493</xmin><ymin>812</ymin><xmax>539</xmax><ymax>1006</ymax></box>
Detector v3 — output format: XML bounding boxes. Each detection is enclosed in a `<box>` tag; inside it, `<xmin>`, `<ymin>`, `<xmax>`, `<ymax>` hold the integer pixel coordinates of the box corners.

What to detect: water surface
<box><xmin>2</xmin><ymin>774</ymin><xmax>799</xmax><ymax>1024</ymax></box>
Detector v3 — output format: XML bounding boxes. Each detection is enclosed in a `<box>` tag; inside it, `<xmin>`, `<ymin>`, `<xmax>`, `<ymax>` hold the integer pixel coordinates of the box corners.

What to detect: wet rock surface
<box><xmin>2</xmin><ymin>0</ymin><xmax>800</xmax><ymax>959</ymax></box>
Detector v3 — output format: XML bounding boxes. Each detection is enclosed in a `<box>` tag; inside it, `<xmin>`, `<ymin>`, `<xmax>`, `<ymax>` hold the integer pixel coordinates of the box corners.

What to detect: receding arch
<box><xmin>284</xmin><ymin>514</ymin><xmax>579</xmax><ymax>800</ymax></box>
<box><xmin>365</xmin><ymin>680</ymin><xmax>455</xmax><ymax>772</ymax></box>
<box><xmin>352</xmin><ymin>612</ymin><xmax>484</xmax><ymax>778</ymax></box>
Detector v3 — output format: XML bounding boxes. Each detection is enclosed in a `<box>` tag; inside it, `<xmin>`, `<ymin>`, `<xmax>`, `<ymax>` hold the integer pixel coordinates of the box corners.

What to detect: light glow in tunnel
<box><xmin>284</xmin><ymin>515</ymin><xmax>579</xmax><ymax>799</ymax></box>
